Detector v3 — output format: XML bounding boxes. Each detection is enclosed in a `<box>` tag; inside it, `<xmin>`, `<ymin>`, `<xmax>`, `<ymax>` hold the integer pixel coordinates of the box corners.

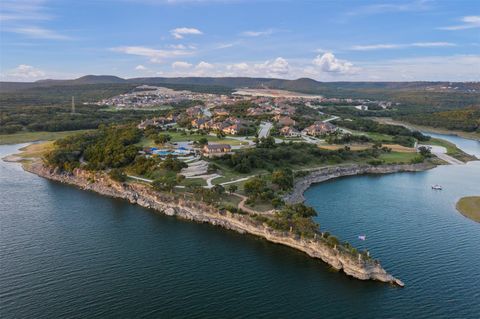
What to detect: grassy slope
<box><xmin>0</xmin><ymin>130</ymin><xmax>93</xmax><ymax>145</ymax></box>
<box><xmin>456</xmin><ymin>196</ymin><xmax>480</xmax><ymax>223</ymax></box>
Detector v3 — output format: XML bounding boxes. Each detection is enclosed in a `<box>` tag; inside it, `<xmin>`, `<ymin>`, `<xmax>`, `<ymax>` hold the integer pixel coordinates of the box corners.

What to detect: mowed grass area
<box><xmin>378</xmin><ymin>151</ymin><xmax>419</xmax><ymax>164</ymax></box>
<box><xmin>456</xmin><ymin>196</ymin><xmax>480</xmax><ymax>223</ymax></box>
<box><xmin>424</xmin><ymin>138</ymin><xmax>477</xmax><ymax>162</ymax></box>
<box><xmin>0</xmin><ymin>130</ymin><xmax>93</xmax><ymax>145</ymax></box>
<box><xmin>136</xmin><ymin>132</ymin><xmax>247</xmax><ymax>148</ymax></box>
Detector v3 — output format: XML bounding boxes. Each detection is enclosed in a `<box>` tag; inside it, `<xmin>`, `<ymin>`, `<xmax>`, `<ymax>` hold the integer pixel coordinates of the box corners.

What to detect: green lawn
<box><xmin>180</xmin><ymin>178</ymin><xmax>207</xmax><ymax>187</ymax></box>
<box><xmin>0</xmin><ymin>130</ymin><xmax>93</xmax><ymax>145</ymax></box>
<box><xmin>379</xmin><ymin>152</ymin><xmax>419</xmax><ymax>164</ymax></box>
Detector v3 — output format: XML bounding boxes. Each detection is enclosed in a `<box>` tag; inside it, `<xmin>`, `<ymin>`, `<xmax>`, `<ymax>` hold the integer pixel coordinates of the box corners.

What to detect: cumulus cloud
<box><xmin>195</xmin><ymin>61</ymin><xmax>214</xmax><ymax>70</ymax></box>
<box><xmin>439</xmin><ymin>15</ymin><xmax>480</xmax><ymax>30</ymax></box>
<box><xmin>170</xmin><ymin>27</ymin><xmax>203</xmax><ymax>39</ymax></box>
<box><xmin>313</xmin><ymin>53</ymin><xmax>355</xmax><ymax>74</ymax></box>
<box><xmin>135</xmin><ymin>64</ymin><xmax>147</xmax><ymax>71</ymax></box>
<box><xmin>4</xmin><ymin>64</ymin><xmax>46</xmax><ymax>80</ymax></box>
<box><xmin>111</xmin><ymin>46</ymin><xmax>192</xmax><ymax>63</ymax></box>
<box><xmin>172</xmin><ymin>61</ymin><xmax>193</xmax><ymax>69</ymax></box>
<box><xmin>257</xmin><ymin>57</ymin><xmax>289</xmax><ymax>75</ymax></box>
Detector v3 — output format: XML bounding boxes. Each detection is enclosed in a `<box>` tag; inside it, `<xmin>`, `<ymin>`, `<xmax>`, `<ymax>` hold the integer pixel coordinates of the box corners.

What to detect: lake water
<box><xmin>1</xmin><ymin>135</ymin><xmax>479</xmax><ymax>318</ymax></box>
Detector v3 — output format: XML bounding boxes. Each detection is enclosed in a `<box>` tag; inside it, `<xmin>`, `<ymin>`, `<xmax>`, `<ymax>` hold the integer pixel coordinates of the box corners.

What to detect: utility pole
<box><xmin>71</xmin><ymin>96</ymin><xmax>75</xmax><ymax>114</ymax></box>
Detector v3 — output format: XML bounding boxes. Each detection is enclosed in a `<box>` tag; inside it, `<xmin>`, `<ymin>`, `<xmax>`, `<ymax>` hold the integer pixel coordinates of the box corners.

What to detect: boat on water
<box><xmin>431</xmin><ymin>185</ymin><xmax>443</xmax><ymax>190</ymax></box>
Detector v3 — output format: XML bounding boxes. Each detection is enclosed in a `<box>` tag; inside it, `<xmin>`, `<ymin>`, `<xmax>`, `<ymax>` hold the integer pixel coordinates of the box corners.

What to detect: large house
<box><xmin>302</xmin><ymin>121</ymin><xmax>336</xmax><ymax>136</ymax></box>
<box><xmin>279</xmin><ymin>126</ymin><xmax>301</xmax><ymax>137</ymax></box>
<box><xmin>213</xmin><ymin>108</ymin><xmax>229</xmax><ymax>116</ymax></box>
<box><xmin>275</xmin><ymin>115</ymin><xmax>296</xmax><ymax>127</ymax></box>
<box><xmin>186</xmin><ymin>105</ymin><xmax>204</xmax><ymax>118</ymax></box>
<box><xmin>202</xmin><ymin>143</ymin><xmax>232</xmax><ymax>157</ymax></box>
<box><xmin>137</xmin><ymin>116</ymin><xmax>175</xmax><ymax>129</ymax></box>
<box><xmin>222</xmin><ymin>123</ymin><xmax>241</xmax><ymax>135</ymax></box>
<box><xmin>191</xmin><ymin>117</ymin><xmax>210</xmax><ymax>129</ymax></box>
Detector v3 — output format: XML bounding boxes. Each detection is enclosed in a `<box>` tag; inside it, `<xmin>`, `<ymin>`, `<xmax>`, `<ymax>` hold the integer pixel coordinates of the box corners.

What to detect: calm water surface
<box><xmin>1</xmin><ymin>135</ymin><xmax>479</xmax><ymax>318</ymax></box>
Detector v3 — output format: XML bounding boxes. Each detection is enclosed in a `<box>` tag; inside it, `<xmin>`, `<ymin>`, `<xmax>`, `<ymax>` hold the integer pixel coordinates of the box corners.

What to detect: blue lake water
<box><xmin>422</xmin><ymin>131</ymin><xmax>480</xmax><ymax>158</ymax></box>
<box><xmin>1</xmin><ymin>134</ymin><xmax>479</xmax><ymax>318</ymax></box>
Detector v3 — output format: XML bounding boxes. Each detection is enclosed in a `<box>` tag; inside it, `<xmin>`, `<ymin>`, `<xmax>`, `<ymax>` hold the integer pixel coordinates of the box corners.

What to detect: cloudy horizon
<box><xmin>1</xmin><ymin>0</ymin><xmax>479</xmax><ymax>82</ymax></box>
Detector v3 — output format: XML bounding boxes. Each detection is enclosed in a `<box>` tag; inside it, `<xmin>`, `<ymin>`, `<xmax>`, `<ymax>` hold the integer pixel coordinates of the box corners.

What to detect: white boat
<box><xmin>431</xmin><ymin>185</ymin><xmax>443</xmax><ymax>190</ymax></box>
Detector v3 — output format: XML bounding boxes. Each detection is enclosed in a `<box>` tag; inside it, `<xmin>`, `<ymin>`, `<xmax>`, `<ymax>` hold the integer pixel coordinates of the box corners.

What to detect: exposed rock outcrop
<box><xmin>285</xmin><ymin>163</ymin><xmax>434</xmax><ymax>204</ymax></box>
<box><xmin>24</xmin><ymin>161</ymin><xmax>414</xmax><ymax>287</ymax></box>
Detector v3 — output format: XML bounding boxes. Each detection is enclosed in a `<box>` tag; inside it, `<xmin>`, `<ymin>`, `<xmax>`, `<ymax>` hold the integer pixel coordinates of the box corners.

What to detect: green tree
<box><xmin>155</xmin><ymin>133</ymin><xmax>171</xmax><ymax>144</ymax></box>
<box><xmin>228</xmin><ymin>184</ymin><xmax>238</xmax><ymax>194</ymax></box>
<box><xmin>152</xmin><ymin>175</ymin><xmax>177</xmax><ymax>192</ymax></box>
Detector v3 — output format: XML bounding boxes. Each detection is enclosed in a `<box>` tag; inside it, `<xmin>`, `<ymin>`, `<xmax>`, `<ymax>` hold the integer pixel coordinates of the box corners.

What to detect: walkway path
<box><xmin>127</xmin><ymin>175</ymin><xmax>153</xmax><ymax>183</ymax></box>
<box><xmin>234</xmin><ymin>193</ymin><xmax>275</xmax><ymax>216</ymax></box>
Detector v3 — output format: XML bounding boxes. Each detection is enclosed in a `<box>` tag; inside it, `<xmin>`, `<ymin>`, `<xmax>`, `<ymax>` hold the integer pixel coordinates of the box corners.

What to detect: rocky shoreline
<box><xmin>20</xmin><ymin>160</ymin><xmax>429</xmax><ymax>287</ymax></box>
<box><xmin>285</xmin><ymin>163</ymin><xmax>435</xmax><ymax>204</ymax></box>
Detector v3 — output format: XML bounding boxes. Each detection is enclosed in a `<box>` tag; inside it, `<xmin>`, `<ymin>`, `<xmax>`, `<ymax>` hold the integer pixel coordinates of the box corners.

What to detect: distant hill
<box><xmin>2</xmin><ymin>75</ymin><xmax>479</xmax><ymax>94</ymax></box>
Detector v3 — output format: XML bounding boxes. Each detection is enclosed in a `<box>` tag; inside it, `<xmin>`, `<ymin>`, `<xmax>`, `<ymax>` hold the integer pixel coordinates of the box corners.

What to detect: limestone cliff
<box><xmin>24</xmin><ymin>161</ymin><xmax>411</xmax><ymax>287</ymax></box>
<box><xmin>284</xmin><ymin>163</ymin><xmax>434</xmax><ymax>204</ymax></box>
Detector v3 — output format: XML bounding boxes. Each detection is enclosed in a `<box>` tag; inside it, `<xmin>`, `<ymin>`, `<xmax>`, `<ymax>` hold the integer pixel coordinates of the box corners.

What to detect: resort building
<box><xmin>202</xmin><ymin>144</ymin><xmax>232</xmax><ymax>157</ymax></box>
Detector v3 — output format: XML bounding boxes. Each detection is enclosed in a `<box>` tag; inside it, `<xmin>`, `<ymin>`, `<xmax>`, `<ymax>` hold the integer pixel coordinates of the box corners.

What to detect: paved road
<box><xmin>258</xmin><ymin>122</ymin><xmax>273</xmax><ymax>138</ymax></box>
<box><xmin>418</xmin><ymin>145</ymin><xmax>464</xmax><ymax>165</ymax></box>
<box><xmin>323</xmin><ymin>115</ymin><xmax>339</xmax><ymax>123</ymax></box>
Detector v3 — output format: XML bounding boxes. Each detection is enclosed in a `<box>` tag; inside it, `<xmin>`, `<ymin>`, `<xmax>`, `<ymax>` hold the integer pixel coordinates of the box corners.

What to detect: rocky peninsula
<box><xmin>285</xmin><ymin>163</ymin><xmax>434</xmax><ymax>204</ymax></box>
<box><xmin>17</xmin><ymin>159</ymin><xmax>437</xmax><ymax>287</ymax></box>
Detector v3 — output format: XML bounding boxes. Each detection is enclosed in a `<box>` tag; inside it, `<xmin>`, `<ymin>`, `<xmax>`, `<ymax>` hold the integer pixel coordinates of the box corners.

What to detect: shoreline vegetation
<box><xmin>374</xmin><ymin>118</ymin><xmax>480</xmax><ymax>142</ymax></box>
<box><xmin>0</xmin><ymin>130</ymin><xmax>94</xmax><ymax>145</ymax></box>
<box><xmin>5</xmin><ymin>141</ymin><xmax>441</xmax><ymax>287</ymax></box>
<box><xmin>456</xmin><ymin>196</ymin><xmax>480</xmax><ymax>223</ymax></box>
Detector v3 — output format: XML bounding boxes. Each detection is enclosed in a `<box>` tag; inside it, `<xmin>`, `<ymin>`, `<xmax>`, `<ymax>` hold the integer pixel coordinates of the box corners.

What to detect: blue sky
<box><xmin>0</xmin><ymin>0</ymin><xmax>479</xmax><ymax>81</ymax></box>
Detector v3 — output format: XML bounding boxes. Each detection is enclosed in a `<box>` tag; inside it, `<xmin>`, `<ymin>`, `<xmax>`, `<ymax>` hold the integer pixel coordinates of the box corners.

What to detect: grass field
<box><xmin>456</xmin><ymin>196</ymin><xmax>480</xmax><ymax>223</ymax></box>
<box><xmin>0</xmin><ymin>130</ymin><xmax>92</xmax><ymax>145</ymax></box>
<box><xmin>378</xmin><ymin>152</ymin><xmax>419</xmax><ymax>164</ymax></box>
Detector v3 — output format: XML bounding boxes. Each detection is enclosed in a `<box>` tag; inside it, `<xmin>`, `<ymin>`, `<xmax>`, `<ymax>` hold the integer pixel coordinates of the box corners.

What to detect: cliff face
<box><xmin>285</xmin><ymin>163</ymin><xmax>434</xmax><ymax>204</ymax></box>
<box><xmin>25</xmin><ymin>161</ymin><xmax>407</xmax><ymax>287</ymax></box>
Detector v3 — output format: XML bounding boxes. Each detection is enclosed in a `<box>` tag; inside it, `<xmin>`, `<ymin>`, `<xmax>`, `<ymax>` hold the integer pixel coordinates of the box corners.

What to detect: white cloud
<box><xmin>351</xmin><ymin>44</ymin><xmax>403</xmax><ymax>51</ymax></box>
<box><xmin>0</xmin><ymin>1</ymin><xmax>70</xmax><ymax>40</ymax></box>
<box><xmin>412</xmin><ymin>42</ymin><xmax>456</xmax><ymax>47</ymax></box>
<box><xmin>135</xmin><ymin>64</ymin><xmax>147</xmax><ymax>71</ymax></box>
<box><xmin>351</xmin><ymin>42</ymin><xmax>456</xmax><ymax>50</ymax></box>
<box><xmin>195</xmin><ymin>61</ymin><xmax>214</xmax><ymax>70</ymax></box>
<box><xmin>172</xmin><ymin>61</ymin><xmax>193</xmax><ymax>69</ymax></box>
<box><xmin>313</xmin><ymin>53</ymin><xmax>355</xmax><ymax>74</ymax></box>
<box><xmin>111</xmin><ymin>46</ymin><xmax>193</xmax><ymax>63</ymax></box>
<box><xmin>226</xmin><ymin>62</ymin><xmax>249</xmax><ymax>72</ymax></box>
<box><xmin>3</xmin><ymin>64</ymin><xmax>46</xmax><ymax>80</ymax></box>
<box><xmin>439</xmin><ymin>15</ymin><xmax>480</xmax><ymax>31</ymax></box>
<box><xmin>170</xmin><ymin>27</ymin><xmax>203</xmax><ymax>39</ymax></box>
<box><xmin>346</xmin><ymin>0</ymin><xmax>432</xmax><ymax>17</ymax></box>
<box><xmin>241</xmin><ymin>29</ymin><xmax>274</xmax><ymax>37</ymax></box>
<box><xmin>9</xmin><ymin>26</ymin><xmax>70</xmax><ymax>40</ymax></box>
<box><xmin>356</xmin><ymin>55</ymin><xmax>480</xmax><ymax>81</ymax></box>
<box><xmin>0</xmin><ymin>0</ymin><xmax>52</xmax><ymax>22</ymax></box>
<box><xmin>257</xmin><ymin>57</ymin><xmax>290</xmax><ymax>75</ymax></box>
